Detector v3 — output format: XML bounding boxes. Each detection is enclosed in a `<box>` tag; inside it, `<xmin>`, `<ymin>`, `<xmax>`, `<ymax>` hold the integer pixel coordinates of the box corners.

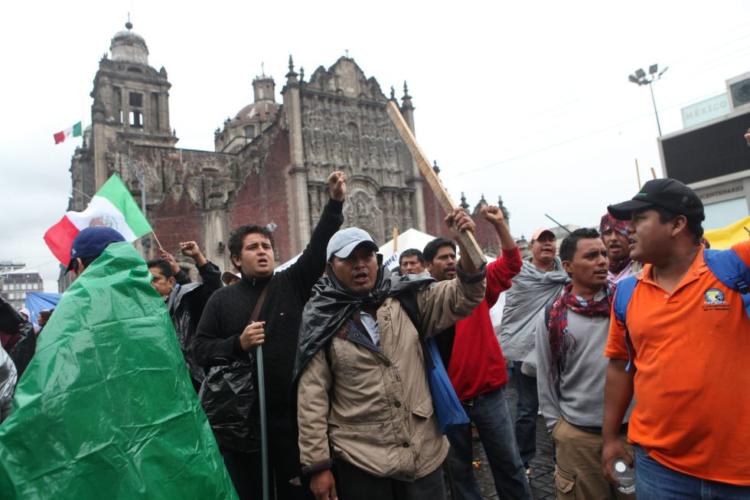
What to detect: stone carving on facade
<box><xmin>344</xmin><ymin>188</ymin><xmax>384</xmax><ymax>244</ymax></box>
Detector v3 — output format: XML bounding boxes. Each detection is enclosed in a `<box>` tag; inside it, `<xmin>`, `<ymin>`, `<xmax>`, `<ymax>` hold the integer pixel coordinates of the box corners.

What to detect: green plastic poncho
<box><xmin>0</xmin><ymin>242</ymin><xmax>237</xmax><ymax>499</ymax></box>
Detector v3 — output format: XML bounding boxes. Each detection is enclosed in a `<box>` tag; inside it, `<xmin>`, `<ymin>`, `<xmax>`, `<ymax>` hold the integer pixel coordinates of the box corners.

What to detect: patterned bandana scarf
<box><xmin>600</xmin><ymin>213</ymin><xmax>631</xmax><ymax>275</ymax></box>
<box><xmin>547</xmin><ymin>283</ymin><xmax>614</xmax><ymax>389</ymax></box>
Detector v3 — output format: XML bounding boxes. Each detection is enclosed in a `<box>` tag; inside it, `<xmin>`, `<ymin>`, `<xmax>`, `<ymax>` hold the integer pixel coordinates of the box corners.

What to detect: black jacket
<box><xmin>166</xmin><ymin>261</ymin><xmax>222</xmax><ymax>386</ymax></box>
<box><xmin>192</xmin><ymin>199</ymin><xmax>344</xmax><ymax>417</ymax></box>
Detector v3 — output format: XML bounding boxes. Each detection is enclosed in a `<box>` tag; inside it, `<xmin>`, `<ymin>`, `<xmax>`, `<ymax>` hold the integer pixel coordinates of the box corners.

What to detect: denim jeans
<box><xmin>512</xmin><ymin>360</ymin><xmax>538</xmax><ymax>467</ymax></box>
<box><xmin>446</xmin><ymin>387</ymin><xmax>532</xmax><ymax>500</ymax></box>
<box><xmin>634</xmin><ymin>446</ymin><xmax>750</xmax><ymax>499</ymax></box>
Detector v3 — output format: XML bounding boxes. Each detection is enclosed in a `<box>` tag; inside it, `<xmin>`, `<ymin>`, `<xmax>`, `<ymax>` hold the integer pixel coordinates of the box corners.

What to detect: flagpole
<box><xmin>256</xmin><ymin>345</ymin><xmax>270</xmax><ymax>500</ymax></box>
<box><xmin>151</xmin><ymin>232</ymin><xmax>164</xmax><ymax>252</ymax></box>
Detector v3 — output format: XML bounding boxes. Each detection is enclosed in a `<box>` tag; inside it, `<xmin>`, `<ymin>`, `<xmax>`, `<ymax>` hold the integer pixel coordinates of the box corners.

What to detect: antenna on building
<box><xmin>125</xmin><ymin>12</ymin><xmax>133</xmax><ymax>30</ymax></box>
<box><xmin>261</xmin><ymin>62</ymin><xmax>265</xmax><ymax>77</ymax></box>
<box><xmin>345</xmin><ymin>49</ymin><xmax>350</xmax><ymax>58</ymax></box>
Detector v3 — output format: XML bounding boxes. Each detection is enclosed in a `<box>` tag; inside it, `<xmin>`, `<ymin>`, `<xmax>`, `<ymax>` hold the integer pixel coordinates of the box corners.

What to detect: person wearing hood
<box><xmin>147</xmin><ymin>241</ymin><xmax>222</xmax><ymax>391</ymax></box>
<box><xmin>192</xmin><ymin>171</ymin><xmax>346</xmax><ymax>500</ymax></box>
<box><xmin>498</xmin><ymin>228</ymin><xmax>569</xmax><ymax>474</ymax></box>
<box><xmin>295</xmin><ymin>209</ymin><xmax>486</xmax><ymax>500</ymax></box>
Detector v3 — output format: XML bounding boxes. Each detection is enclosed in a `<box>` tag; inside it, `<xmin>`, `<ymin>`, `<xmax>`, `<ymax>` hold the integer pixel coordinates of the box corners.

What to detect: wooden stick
<box><xmin>650</xmin><ymin>167</ymin><xmax>657</xmax><ymax>180</ymax></box>
<box><xmin>635</xmin><ymin>159</ymin><xmax>642</xmax><ymax>188</ymax></box>
<box><xmin>385</xmin><ymin>101</ymin><xmax>486</xmax><ymax>268</ymax></box>
<box><xmin>392</xmin><ymin>227</ymin><xmax>399</xmax><ymax>253</ymax></box>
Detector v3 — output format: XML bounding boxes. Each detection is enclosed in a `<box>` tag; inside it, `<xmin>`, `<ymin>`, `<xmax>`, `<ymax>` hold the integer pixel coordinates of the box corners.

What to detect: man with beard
<box><xmin>499</xmin><ymin>228</ymin><xmax>569</xmax><ymax>474</ymax></box>
<box><xmin>599</xmin><ymin>214</ymin><xmax>640</xmax><ymax>285</ymax></box>
<box><xmin>536</xmin><ymin>228</ymin><xmax>633</xmax><ymax>499</ymax></box>
<box><xmin>295</xmin><ymin>209</ymin><xmax>486</xmax><ymax>500</ymax></box>
<box><xmin>602</xmin><ymin>178</ymin><xmax>750</xmax><ymax>498</ymax></box>
<box><xmin>193</xmin><ymin>171</ymin><xmax>346</xmax><ymax>500</ymax></box>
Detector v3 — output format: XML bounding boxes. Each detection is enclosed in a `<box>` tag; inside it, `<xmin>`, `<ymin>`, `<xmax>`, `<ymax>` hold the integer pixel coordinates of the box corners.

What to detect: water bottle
<box><xmin>613</xmin><ymin>459</ymin><xmax>635</xmax><ymax>494</ymax></box>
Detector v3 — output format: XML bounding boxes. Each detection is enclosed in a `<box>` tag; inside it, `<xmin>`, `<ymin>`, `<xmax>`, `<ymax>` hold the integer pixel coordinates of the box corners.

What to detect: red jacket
<box><xmin>447</xmin><ymin>247</ymin><xmax>522</xmax><ymax>401</ymax></box>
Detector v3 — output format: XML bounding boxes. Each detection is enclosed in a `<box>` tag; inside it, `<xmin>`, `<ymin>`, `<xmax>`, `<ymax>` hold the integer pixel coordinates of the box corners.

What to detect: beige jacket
<box><xmin>297</xmin><ymin>272</ymin><xmax>485</xmax><ymax>480</ymax></box>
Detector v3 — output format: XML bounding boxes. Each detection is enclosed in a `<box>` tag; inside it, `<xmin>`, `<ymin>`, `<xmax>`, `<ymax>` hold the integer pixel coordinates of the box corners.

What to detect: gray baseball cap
<box><xmin>326</xmin><ymin>227</ymin><xmax>378</xmax><ymax>261</ymax></box>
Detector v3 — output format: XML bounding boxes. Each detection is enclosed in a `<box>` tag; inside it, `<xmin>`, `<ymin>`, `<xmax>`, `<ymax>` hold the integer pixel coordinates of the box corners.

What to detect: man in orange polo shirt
<box><xmin>601</xmin><ymin>178</ymin><xmax>750</xmax><ymax>498</ymax></box>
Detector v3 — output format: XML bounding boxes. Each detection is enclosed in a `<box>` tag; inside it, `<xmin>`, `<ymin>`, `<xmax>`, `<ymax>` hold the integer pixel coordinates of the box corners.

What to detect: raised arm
<box><xmin>287</xmin><ymin>171</ymin><xmax>346</xmax><ymax>296</ymax></box>
<box><xmin>417</xmin><ymin>208</ymin><xmax>486</xmax><ymax>335</ymax></box>
<box><xmin>481</xmin><ymin>205</ymin><xmax>521</xmax><ymax>306</ymax></box>
<box><xmin>180</xmin><ymin>241</ymin><xmax>222</xmax><ymax>295</ymax></box>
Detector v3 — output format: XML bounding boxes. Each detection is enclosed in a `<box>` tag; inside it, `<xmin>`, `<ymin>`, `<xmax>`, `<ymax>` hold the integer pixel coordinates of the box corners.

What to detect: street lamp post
<box><xmin>629</xmin><ymin>64</ymin><xmax>668</xmax><ymax>137</ymax></box>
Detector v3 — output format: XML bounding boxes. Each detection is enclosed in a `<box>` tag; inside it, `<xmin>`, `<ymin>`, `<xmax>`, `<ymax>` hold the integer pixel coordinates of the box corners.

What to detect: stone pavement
<box><xmin>469</xmin><ymin>383</ymin><xmax>556</xmax><ymax>499</ymax></box>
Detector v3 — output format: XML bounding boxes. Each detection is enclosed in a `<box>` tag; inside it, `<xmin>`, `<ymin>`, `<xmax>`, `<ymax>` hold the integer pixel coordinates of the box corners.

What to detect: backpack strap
<box><xmin>613</xmin><ymin>276</ymin><xmax>639</xmax><ymax>372</ymax></box>
<box><xmin>704</xmin><ymin>248</ymin><xmax>750</xmax><ymax>317</ymax></box>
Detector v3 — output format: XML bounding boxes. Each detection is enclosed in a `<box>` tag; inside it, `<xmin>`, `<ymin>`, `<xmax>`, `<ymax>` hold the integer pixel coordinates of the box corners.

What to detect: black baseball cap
<box><xmin>66</xmin><ymin>227</ymin><xmax>126</xmax><ymax>271</ymax></box>
<box><xmin>608</xmin><ymin>178</ymin><xmax>704</xmax><ymax>221</ymax></box>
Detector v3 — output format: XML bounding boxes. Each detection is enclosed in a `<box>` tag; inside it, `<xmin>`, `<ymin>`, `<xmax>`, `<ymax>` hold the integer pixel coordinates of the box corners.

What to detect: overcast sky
<box><xmin>4</xmin><ymin>0</ymin><xmax>750</xmax><ymax>290</ymax></box>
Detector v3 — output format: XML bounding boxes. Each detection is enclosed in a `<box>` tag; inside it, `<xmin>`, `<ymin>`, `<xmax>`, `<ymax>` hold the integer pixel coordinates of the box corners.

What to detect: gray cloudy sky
<box><xmin>3</xmin><ymin>0</ymin><xmax>750</xmax><ymax>290</ymax></box>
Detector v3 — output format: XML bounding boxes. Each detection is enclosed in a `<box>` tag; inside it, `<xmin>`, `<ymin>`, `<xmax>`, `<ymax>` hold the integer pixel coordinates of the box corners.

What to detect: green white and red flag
<box><xmin>44</xmin><ymin>174</ymin><xmax>152</xmax><ymax>266</ymax></box>
<box><xmin>53</xmin><ymin>121</ymin><xmax>82</xmax><ymax>144</ymax></box>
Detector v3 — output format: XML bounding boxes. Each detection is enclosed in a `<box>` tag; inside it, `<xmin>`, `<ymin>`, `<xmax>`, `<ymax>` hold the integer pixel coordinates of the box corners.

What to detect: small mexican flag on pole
<box><xmin>53</xmin><ymin>121</ymin><xmax>82</xmax><ymax>144</ymax></box>
<box><xmin>44</xmin><ymin>174</ymin><xmax>153</xmax><ymax>266</ymax></box>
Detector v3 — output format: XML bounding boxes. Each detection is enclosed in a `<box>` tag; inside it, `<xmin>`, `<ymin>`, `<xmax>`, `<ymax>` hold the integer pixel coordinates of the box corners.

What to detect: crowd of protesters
<box><xmin>1</xmin><ymin>166</ymin><xmax>749</xmax><ymax>500</ymax></box>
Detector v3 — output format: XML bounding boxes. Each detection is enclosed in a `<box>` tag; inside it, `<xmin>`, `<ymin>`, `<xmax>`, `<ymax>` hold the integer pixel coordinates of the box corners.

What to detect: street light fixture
<box><xmin>629</xmin><ymin>63</ymin><xmax>669</xmax><ymax>137</ymax></box>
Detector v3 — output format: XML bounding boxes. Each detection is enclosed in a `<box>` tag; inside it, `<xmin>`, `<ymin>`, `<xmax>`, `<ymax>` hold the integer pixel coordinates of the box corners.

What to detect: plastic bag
<box><xmin>424</xmin><ymin>337</ymin><xmax>469</xmax><ymax>434</ymax></box>
<box><xmin>199</xmin><ymin>360</ymin><xmax>260</xmax><ymax>453</ymax></box>
<box><xmin>0</xmin><ymin>243</ymin><xmax>237</xmax><ymax>499</ymax></box>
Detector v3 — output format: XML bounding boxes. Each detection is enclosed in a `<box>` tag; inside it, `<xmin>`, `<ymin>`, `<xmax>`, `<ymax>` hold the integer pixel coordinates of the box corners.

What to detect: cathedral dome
<box><xmin>231</xmin><ymin>99</ymin><xmax>279</xmax><ymax>126</ymax></box>
<box><xmin>110</xmin><ymin>21</ymin><xmax>149</xmax><ymax>65</ymax></box>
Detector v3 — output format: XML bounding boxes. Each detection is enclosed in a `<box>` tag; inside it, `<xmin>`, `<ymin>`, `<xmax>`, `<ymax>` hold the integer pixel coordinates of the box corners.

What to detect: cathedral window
<box><xmin>129</xmin><ymin>110</ymin><xmax>143</xmax><ymax>128</ymax></box>
<box><xmin>129</xmin><ymin>92</ymin><xmax>143</xmax><ymax>107</ymax></box>
<box><xmin>129</xmin><ymin>92</ymin><xmax>144</xmax><ymax>128</ymax></box>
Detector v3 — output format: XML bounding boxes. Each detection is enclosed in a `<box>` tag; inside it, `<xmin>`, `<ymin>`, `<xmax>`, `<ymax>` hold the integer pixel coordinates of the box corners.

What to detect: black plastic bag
<box><xmin>199</xmin><ymin>361</ymin><xmax>259</xmax><ymax>453</ymax></box>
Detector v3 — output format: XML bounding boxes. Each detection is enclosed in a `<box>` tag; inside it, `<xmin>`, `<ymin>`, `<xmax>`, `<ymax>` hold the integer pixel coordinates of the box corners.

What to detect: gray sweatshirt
<box><xmin>535</xmin><ymin>303</ymin><xmax>632</xmax><ymax>431</ymax></box>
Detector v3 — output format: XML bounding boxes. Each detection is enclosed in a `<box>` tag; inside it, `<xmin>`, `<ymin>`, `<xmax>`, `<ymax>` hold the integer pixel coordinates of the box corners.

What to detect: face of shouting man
<box><xmin>330</xmin><ymin>244</ymin><xmax>379</xmax><ymax>295</ymax></box>
<box><xmin>232</xmin><ymin>232</ymin><xmax>275</xmax><ymax>278</ymax></box>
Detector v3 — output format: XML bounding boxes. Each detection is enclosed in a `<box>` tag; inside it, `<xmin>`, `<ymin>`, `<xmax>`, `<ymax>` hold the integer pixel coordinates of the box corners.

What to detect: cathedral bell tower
<box><xmin>90</xmin><ymin>20</ymin><xmax>177</xmax><ymax>189</ymax></box>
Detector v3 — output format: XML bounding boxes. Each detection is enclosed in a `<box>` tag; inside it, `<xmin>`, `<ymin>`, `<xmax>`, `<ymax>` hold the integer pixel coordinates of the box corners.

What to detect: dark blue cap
<box><xmin>67</xmin><ymin>227</ymin><xmax>126</xmax><ymax>271</ymax></box>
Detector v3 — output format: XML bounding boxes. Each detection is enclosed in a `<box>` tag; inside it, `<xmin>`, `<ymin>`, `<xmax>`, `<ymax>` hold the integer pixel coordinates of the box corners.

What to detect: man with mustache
<box><xmin>423</xmin><ymin>205</ymin><xmax>531</xmax><ymax>500</ymax></box>
<box><xmin>295</xmin><ymin>209</ymin><xmax>486</xmax><ymax>500</ymax></box>
<box><xmin>602</xmin><ymin>178</ymin><xmax>750</xmax><ymax>498</ymax></box>
<box><xmin>599</xmin><ymin>214</ymin><xmax>640</xmax><ymax>285</ymax></box>
<box><xmin>536</xmin><ymin>228</ymin><xmax>633</xmax><ymax>499</ymax></box>
<box><xmin>499</xmin><ymin>228</ymin><xmax>569</xmax><ymax>475</ymax></box>
<box><xmin>193</xmin><ymin>171</ymin><xmax>346</xmax><ymax>500</ymax></box>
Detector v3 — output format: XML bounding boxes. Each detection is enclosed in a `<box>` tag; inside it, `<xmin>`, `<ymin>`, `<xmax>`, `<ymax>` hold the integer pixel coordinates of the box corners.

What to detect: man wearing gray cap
<box><xmin>295</xmin><ymin>209</ymin><xmax>486</xmax><ymax>500</ymax></box>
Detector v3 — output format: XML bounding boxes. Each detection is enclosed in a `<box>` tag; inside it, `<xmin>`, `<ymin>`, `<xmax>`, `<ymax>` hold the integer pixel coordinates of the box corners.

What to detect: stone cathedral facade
<box><xmin>64</xmin><ymin>22</ymin><xmax>501</xmax><ymax>285</ymax></box>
